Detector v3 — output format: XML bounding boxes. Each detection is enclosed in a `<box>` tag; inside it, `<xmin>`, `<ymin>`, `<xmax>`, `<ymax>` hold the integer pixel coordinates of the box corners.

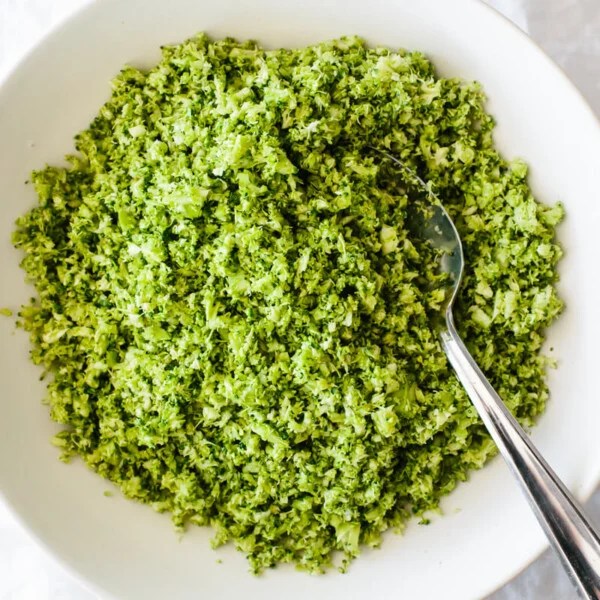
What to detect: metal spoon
<box><xmin>375</xmin><ymin>149</ymin><xmax>600</xmax><ymax>600</ymax></box>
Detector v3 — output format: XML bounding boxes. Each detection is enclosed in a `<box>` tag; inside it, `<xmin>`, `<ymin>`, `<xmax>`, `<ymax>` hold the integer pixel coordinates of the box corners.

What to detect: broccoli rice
<box><xmin>12</xmin><ymin>35</ymin><xmax>563</xmax><ymax>573</ymax></box>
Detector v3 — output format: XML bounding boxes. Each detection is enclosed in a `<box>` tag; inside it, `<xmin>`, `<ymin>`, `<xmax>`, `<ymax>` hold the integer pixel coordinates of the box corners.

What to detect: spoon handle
<box><xmin>441</xmin><ymin>313</ymin><xmax>600</xmax><ymax>600</ymax></box>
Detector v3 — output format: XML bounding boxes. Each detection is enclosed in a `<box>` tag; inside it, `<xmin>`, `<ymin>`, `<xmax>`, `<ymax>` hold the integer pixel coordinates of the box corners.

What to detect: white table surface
<box><xmin>0</xmin><ymin>1</ymin><xmax>598</xmax><ymax>598</ymax></box>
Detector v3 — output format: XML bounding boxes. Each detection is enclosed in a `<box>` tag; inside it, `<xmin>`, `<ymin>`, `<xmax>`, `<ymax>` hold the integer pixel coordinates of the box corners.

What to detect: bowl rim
<box><xmin>0</xmin><ymin>0</ymin><xmax>599</xmax><ymax>598</ymax></box>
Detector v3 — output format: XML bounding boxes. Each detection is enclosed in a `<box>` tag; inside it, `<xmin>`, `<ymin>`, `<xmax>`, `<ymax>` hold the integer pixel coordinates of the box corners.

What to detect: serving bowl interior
<box><xmin>1</xmin><ymin>0</ymin><xmax>600</xmax><ymax>598</ymax></box>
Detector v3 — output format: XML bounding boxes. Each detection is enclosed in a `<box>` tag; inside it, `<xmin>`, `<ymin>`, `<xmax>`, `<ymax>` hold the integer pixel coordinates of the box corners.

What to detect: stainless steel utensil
<box><xmin>375</xmin><ymin>149</ymin><xmax>600</xmax><ymax>600</ymax></box>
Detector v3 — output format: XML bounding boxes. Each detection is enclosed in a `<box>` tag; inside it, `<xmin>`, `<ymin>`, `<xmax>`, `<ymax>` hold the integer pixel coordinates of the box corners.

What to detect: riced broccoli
<box><xmin>12</xmin><ymin>35</ymin><xmax>563</xmax><ymax>573</ymax></box>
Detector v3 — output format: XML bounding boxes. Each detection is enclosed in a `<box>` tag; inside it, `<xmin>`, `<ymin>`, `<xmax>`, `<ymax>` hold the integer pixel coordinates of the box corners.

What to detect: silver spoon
<box><xmin>375</xmin><ymin>149</ymin><xmax>600</xmax><ymax>600</ymax></box>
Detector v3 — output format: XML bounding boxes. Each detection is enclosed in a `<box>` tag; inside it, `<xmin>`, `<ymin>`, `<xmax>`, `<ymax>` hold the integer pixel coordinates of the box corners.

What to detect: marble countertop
<box><xmin>0</xmin><ymin>0</ymin><xmax>598</xmax><ymax>598</ymax></box>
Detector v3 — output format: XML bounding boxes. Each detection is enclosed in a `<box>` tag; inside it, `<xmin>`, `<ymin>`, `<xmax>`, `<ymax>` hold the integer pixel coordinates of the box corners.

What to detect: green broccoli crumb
<box><xmin>12</xmin><ymin>35</ymin><xmax>563</xmax><ymax>574</ymax></box>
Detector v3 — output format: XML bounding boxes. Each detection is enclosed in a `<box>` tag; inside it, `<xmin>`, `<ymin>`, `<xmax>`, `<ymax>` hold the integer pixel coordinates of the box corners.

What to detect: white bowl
<box><xmin>1</xmin><ymin>1</ymin><xmax>599</xmax><ymax>598</ymax></box>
